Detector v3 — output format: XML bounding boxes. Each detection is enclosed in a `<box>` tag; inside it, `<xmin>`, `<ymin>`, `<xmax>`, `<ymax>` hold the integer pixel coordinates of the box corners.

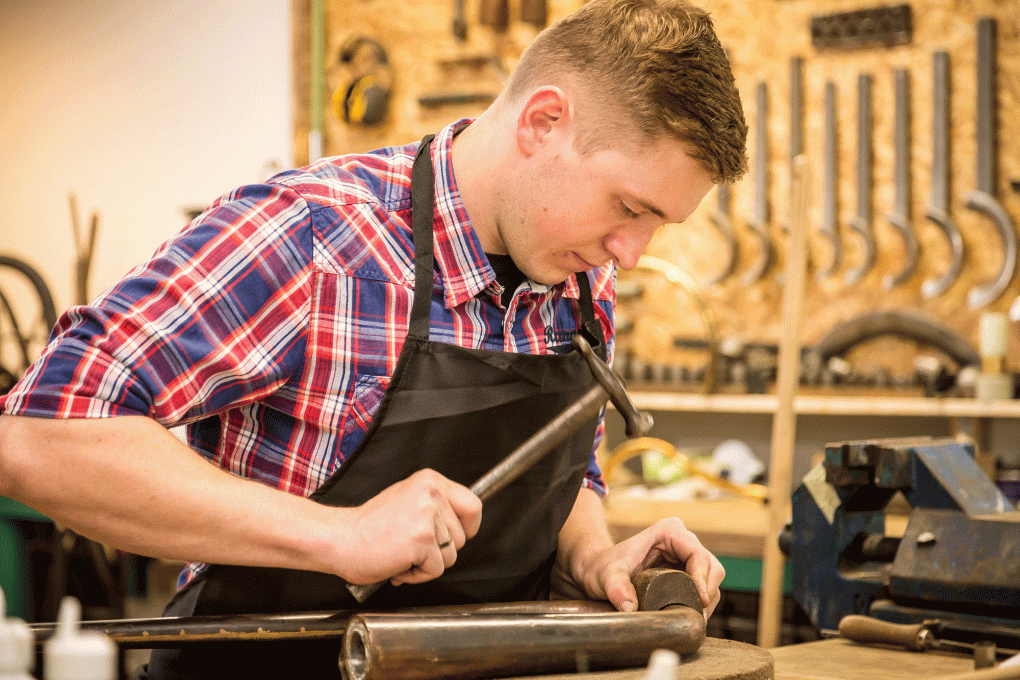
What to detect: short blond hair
<box><xmin>506</xmin><ymin>0</ymin><xmax>748</xmax><ymax>184</ymax></box>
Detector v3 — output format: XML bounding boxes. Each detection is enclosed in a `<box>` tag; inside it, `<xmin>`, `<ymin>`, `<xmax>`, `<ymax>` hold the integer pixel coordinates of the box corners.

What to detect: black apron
<box><xmin>140</xmin><ymin>133</ymin><xmax>606</xmax><ymax>680</ymax></box>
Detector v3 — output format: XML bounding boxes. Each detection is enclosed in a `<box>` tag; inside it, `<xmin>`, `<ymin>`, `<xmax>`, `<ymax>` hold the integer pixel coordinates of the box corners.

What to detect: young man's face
<box><xmin>495</xmin><ymin>132</ymin><xmax>715</xmax><ymax>286</ymax></box>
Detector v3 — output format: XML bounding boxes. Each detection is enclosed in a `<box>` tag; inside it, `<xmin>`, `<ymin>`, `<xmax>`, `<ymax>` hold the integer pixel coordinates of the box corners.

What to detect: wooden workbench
<box><xmin>772</xmin><ymin>638</ymin><xmax>975</xmax><ymax>680</ymax></box>
<box><xmin>507</xmin><ymin>638</ymin><xmax>977</xmax><ymax>680</ymax></box>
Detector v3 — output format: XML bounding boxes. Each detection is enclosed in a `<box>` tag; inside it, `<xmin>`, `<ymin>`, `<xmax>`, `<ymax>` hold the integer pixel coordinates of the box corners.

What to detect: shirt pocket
<box><xmin>338</xmin><ymin>373</ymin><xmax>391</xmax><ymax>460</ymax></box>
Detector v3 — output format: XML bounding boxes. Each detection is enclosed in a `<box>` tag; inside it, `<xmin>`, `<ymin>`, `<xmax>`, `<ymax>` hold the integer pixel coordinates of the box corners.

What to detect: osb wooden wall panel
<box><xmin>293</xmin><ymin>0</ymin><xmax>1020</xmax><ymax>379</ymax></box>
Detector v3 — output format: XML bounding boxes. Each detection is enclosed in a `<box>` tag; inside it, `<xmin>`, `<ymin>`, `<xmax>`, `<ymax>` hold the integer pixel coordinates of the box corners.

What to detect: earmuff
<box><xmin>335</xmin><ymin>36</ymin><xmax>392</xmax><ymax>127</ymax></box>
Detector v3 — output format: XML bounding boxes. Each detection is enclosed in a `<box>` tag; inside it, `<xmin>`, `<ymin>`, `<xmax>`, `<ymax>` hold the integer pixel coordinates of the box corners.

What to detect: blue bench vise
<box><xmin>785</xmin><ymin>436</ymin><xmax>1020</xmax><ymax>632</ymax></box>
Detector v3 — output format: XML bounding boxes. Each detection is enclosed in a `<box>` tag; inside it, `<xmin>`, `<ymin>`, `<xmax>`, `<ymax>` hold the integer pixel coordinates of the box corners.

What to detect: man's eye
<box><xmin>620</xmin><ymin>201</ymin><xmax>640</xmax><ymax>218</ymax></box>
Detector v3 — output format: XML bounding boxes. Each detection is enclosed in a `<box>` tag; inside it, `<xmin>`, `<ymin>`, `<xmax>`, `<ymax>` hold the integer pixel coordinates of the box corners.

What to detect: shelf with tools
<box><xmin>625</xmin><ymin>391</ymin><xmax>1020</xmax><ymax>419</ymax></box>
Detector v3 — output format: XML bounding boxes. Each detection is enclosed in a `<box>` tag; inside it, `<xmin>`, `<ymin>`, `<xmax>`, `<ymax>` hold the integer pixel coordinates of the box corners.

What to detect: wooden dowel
<box><xmin>757</xmin><ymin>154</ymin><xmax>811</xmax><ymax>648</ymax></box>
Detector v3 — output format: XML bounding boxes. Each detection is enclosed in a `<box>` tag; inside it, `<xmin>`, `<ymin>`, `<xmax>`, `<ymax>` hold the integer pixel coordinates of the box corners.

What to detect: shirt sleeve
<box><xmin>0</xmin><ymin>183</ymin><xmax>313</xmax><ymax>426</ymax></box>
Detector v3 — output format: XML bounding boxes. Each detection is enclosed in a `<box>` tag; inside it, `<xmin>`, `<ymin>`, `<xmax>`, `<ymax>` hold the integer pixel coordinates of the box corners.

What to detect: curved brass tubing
<box><xmin>605</xmin><ymin>437</ymin><xmax>768</xmax><ymax>502</ymax></box>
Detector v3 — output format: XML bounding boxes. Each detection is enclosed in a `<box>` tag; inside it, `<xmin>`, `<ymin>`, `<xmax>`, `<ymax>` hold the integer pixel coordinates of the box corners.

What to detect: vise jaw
<box><xmin>787</xmin><ymin>436</ymin><xmax>1020</xmax><ymax>631</ymax></box>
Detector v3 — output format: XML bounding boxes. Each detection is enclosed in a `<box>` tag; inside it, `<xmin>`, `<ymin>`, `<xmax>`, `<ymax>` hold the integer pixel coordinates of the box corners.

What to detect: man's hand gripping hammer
<box><xmin>347</xmin><ymin>333</ymin><xmax>654</xmax><ymax>602</ymax></box>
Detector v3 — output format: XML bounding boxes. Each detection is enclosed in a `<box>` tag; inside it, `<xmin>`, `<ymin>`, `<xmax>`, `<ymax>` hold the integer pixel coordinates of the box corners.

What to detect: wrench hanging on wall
<box><xmin>845</xmin><ymin>73</ymin><xmax>876</xmax><ymax>286</ymax></box>
<box><xmin>966</xmin><ymin>17</ymin><xmax>1016</xmax><ymax>311</ymax></box>
<box><xmin>706</xmin><ymin>181</ymin><xmax>739</xmax><ymax>286</ymax></box>
<box><xmin>816</xmin><ymin>80</ymin><xmax>841</xmax><ymax>279</ymax></box>
<box><xmin>785</xmin><ymin>56</ymin><xmax>805</xmax><ymax>239</ymax></box>
<box><xmin>922</xmin><ymin>51</ymin><xmax>965</xmax><ymax>299</ymax></box>
<box><xmin>742</xmin><ymin>81</ymin><xmax>774</xmax><ymax>284</ymax></box>
<box><xmin>883</xmin><ymin>69</ymin><xmax>919</xmax><ymax>289</ymax></box>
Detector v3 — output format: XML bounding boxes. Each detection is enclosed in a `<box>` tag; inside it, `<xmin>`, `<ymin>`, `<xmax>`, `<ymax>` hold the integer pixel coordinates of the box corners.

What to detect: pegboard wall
<box><xmin>292</xmin><ymin>0</ymin><xmax>1020</xmax><ymax>389</ymax></box>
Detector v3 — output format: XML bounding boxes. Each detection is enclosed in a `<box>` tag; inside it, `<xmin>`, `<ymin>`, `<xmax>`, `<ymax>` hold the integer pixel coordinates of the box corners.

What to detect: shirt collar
<box><xmin>427</xmin><ymin>119</ymin><xmax>495</xmax><ymax>309</ymax></box>
<box><xmin>426</xmin><ymin>119</ymin><xmax>616</xmax><ymax>308</ymax></box>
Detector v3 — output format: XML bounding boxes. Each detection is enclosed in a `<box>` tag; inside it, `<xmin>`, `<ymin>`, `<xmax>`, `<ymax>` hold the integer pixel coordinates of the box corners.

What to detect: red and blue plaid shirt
<box><xmin>1</xmin><ymin>120</ymin><xmax>616</xmax><ymax>583</ymax></box>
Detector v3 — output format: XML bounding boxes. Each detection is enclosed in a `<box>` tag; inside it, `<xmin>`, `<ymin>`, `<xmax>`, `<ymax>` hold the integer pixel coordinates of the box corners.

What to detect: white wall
<box><xmin>0</xmin><ymin>0</ymin><xmax>293</xmax><ymax>314</ymax></box>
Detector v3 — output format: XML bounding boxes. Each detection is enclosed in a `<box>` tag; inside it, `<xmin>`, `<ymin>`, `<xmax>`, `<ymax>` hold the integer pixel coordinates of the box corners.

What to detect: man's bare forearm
<box><xmin>0</xmin><ymin>414</ymin><xmax>344</xmax><ymax>576</ymax></box>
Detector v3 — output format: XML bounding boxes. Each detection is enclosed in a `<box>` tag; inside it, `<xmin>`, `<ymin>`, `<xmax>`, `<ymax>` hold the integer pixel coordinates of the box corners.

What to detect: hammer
<box><xmin>347</xmin><ymin>334</ymin><xmax>654</xmax><ymax>602</ymax></box>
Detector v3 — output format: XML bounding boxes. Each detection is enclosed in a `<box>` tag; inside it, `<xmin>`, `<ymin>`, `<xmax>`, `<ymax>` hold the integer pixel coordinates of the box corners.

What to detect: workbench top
<box><xmin>771</xmin><ymin>638</ymin><xmax>975</xmax><ymax>680</ymax></box>
<box><xmin>507</xmin><ymin>638</ymin><xmax>976</xmax><ymax>680</ymax></box>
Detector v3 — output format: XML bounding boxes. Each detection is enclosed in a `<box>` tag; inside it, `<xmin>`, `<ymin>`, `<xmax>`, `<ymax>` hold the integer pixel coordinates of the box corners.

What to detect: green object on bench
<box><xmin>0</xmin><ymin>496</ymin><xmax>48</xmax><ymax>619</ymax></box>
<box><xmin>718</xmin><ymin>555</ymin><xmax>791</xmax><ymax>593</ymax></box>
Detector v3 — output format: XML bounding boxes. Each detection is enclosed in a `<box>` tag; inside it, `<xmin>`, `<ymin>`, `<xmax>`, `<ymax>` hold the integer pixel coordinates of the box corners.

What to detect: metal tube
<box><xmin>342</xmin><ymin>606</ymin><xmax>706</xmax><ymax>680</ymax></box>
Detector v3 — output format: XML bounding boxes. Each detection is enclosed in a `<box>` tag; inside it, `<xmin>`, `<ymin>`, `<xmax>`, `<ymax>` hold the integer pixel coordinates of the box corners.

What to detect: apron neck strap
<box><xmin>408</xmin><ymin>132</ymin><xmax>604</xmax><ymax>355</ymax></box>
<box><xmin>409</xmin><ymin>134</ymin><xmax>437</xmax><ymax>339</ymax></box>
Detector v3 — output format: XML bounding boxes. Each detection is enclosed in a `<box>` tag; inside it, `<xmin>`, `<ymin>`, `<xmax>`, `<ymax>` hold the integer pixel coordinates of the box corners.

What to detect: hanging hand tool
<box><xmin>478</xmin><ymin>0</ymin><xmax>509</xmax><ymax>31</ymax></box>
<box><xmin>706</xmin><ymin>181</ymin><xmax>739</xmax><ymax>286</ymax></box>
<box><xmin>965</xmin><ymin>18</ymin><xmax>1016</xmax><ymax>311</ymax></box>
<box><xmin>781</xmin><ymin>56</ymin><xmax>805</xmax><ymax>243</ymax></box>
<box><xmin>835</xmin><ymin>615</ymin><xmax>1020</xmax><ymax>658</ymax></box>
<box><xmin>68</xmin><ymin>193</ymin><xmax>99</xmax><ymax>306</ymax></box>
<box><xmin>519</xmin><ymin>0</ymin><xmax>548</xmax><ymax>29</ymax></box>
<box><xmin>341</xmin><ymin>569</ymin><xmax>706</xmax><ymax>680</ymax></box>
<box><xmin>451</xmin><ymin>0</ymin><xmax>468</xmax><ymax>40</ymax></box>
<box><xmin>347</xmin><ymin>334</ymin><xmax>653</xmax><ymax>603</ymax></box>
<box><xmin>742</xmin><ymin>81</ymin><xmax>774</xmax><ymax>284</ymax></box>
<box><xmin>922</xmin><ymin>51</ymin><xmax>965</xmax><ymax>299</ymax></box>
<box><xmin>884</xmin><ymin>69</ymin><xmax>919</xmax><ymax>289</ymax></box>
<box><xmin>817</xmin><ymin>80</ymin><xmax>841</xmax><ymax>279</ymax></box>
<box><xmin>845</xmin><ymin>73</ymin><xmax>876</xmax><ymax>286</ymax></box>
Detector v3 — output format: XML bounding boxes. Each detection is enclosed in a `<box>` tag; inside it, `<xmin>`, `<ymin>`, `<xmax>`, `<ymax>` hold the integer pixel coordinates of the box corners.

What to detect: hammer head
<box><xmin>572</xmin><ymin>334</ymin><xmax>654</xmax><ymax>437</ymax></box>
<box><xmin>633</xmin><ymin>568</ymin><xmax>705</xmax><ymax>616</ymax></box>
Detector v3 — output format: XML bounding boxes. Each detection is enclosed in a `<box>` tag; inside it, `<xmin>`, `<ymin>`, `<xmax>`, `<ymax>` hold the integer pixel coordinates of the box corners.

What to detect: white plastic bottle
<box><xmin>43</xmin><ymin>598</ymin><xmax>116</xmax><ymax>680</ymax></box>
<box><xmin>642</xmin><ymin>648</ymin><xmax>680</xmax><ymax>680</ymax></box>
<box><xmin>0</xmin><ymin>587</ymin><xmax>37</xmax><ymax>680</ymax></box>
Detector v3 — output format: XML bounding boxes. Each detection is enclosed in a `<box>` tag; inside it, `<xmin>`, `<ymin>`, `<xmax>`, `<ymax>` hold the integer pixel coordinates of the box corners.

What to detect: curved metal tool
<box><xmin>807</xmin><ymin>309</ymin><xmax>981</xmax><ymax>371</ymax></box>
<box><xmin>845</xmin><ymin>73</ymin><xmax>876</xmax><ymax>286</ymax></box>
<box><xmin>742</xmin><ymin>81</ymin><xmax>773</xmax><ymax>284</ymax></box>
<box><xmin>967</xmin><ymin>18</ymin><xmax>1016</xmax><ymax>310</ymax></box>
<box><xmin>706</xmin><ymin>181</ymin><xmax>738</xmax><ymax>286</ymax></box>
<box><xmin>0</xmin><ymin>255</ymin><xmax>59</xmax><ymax>394</ymax></box>
<box><xmin>816</xmin><ymin>80</ymin><xmax>841</xmax><ymax>279</ymax></box>
<box><xmin>884</xmin><ymin>69</ymin><xmax>919</xmax><ymax>289</ymax></box>
<box><xmin>922</xmin><ymin>51</ymin><xmax>964</xmax><ymax>299</ymax></box>
<box><xmin>342</xmin><ymin>569</ymin><xmax>706</xmax><ymax>680</ymax></box>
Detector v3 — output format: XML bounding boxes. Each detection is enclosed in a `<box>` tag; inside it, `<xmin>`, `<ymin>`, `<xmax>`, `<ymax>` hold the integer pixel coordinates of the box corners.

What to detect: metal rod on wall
<box><xmin>309</xmin><ymin>0</ymin><xmax>325</xmax><ymax>161</ymax></box>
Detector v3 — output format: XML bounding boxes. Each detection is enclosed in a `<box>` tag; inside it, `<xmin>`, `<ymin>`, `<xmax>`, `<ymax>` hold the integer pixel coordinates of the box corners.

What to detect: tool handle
<box><xmin>929</xmin><ymin>51</ymin><xmax>951</xmax><ymax>212</ymax></box>
<box><xmin>855</xmin><ymin>73</ymin><xmax>873</xmax><ymax>222</ymax></box>
<box><xmin>838</xmin><ymin>615</ymin><xmax>930</xmax><ymax>651</ymax></box>
<box><xmin>471</xmin><ymin>382</ymin><xmax>607</xmax><ymax>501</ymax></box>
<box><xmin>975</xmin><ymin>17</ymin><xmax>997</xmax><ymax>195</ymax></box>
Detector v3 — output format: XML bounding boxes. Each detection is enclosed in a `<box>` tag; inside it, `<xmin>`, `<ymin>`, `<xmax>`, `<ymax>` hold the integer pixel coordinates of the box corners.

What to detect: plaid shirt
<box><xmin>1</xmin><ymin>120</ymin><xmax>616</xmax><ymax>583</ymax></box>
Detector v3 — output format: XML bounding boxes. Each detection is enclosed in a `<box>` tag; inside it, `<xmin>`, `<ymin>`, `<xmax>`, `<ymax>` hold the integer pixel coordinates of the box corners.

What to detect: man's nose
<box><xmin>604</xmin><ymin>227</ymin><xmax>654</xmax><ymax>270</ymax></box>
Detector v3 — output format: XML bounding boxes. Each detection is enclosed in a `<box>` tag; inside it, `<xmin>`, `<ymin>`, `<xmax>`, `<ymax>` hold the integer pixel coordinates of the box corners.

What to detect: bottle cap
<box><xmin>43</xmin><ymin>598</ymin><xmax>116</xmax><ymax>680</ymax></box>
<box><xmin>0</xmin><ymin>588</ymin><xmax>35</xmax><ymax>676</ymax></box>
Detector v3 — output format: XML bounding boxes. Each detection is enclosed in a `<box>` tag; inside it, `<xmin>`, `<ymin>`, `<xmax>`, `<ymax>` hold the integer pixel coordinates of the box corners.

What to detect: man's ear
<box><xmin>515</xmin><ymin>86</ymin><xmax>572</xmax><ymax>156</ymax></box>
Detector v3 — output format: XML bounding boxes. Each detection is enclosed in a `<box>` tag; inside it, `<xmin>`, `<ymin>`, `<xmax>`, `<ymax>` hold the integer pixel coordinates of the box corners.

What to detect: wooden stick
<box><xmin>757</xmin><ymin>154</ymin><xmax>811</xmax><ymax>648</ymax></box>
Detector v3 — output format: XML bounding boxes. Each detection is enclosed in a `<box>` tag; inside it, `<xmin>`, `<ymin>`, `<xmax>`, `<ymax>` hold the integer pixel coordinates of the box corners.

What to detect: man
<box><xmin>0</xmin><ymin>0</ymin><xmax>747</xmax><ymax>677</ymax></box>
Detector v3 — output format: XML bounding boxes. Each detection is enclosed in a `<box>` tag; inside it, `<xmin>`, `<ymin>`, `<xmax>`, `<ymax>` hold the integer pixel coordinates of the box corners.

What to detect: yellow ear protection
<box><xmin>335</xmin><ymin>36</ymin><xmax>392</xmax><ymax>126</ymax></box>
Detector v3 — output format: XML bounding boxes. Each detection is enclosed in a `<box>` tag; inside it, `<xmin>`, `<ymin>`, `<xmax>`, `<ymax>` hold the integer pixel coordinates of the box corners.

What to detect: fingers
<box><xmin>384</xmin><ymin>469</ymin><xmax>482</xmax><ymax>586</ymax></box>
<box><xmin>603</xmin><ymin>568</ymin><xmax>639</xmax><ymax>613</ymax></box>
<box><xmin>650</xmin><ymin>518</ymin><xmax>725</xmax><ymax>618</ymax></box>
<box><xmin>590</xmin><ymin>518</ymin><xmax>723</xmax><ymax>618</ymax></box>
